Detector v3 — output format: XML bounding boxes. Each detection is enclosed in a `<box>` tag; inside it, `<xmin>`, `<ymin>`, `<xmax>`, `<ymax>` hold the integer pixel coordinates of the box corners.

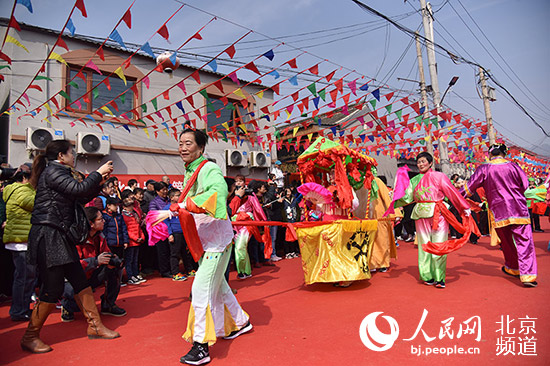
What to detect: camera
<box><xmin>107</xmin><ymin>253</ymin><xmax>124</xmax><ymax>268</ymax></box>
<box><xmin>244</xmin><ymin>187</ymin><xmax>254</xmax><ymax>195</ymax></box>
<box><xmin>0</xmin><ymin>167</ymin><xmax>17</xmax><ymax>181</ymax></box>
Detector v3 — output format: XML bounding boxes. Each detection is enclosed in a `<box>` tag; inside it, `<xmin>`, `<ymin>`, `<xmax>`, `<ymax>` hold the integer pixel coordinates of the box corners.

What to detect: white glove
<box><xmin>464</xmin><ymin>209</ymin><xmax>471</xmax><ymax>217</ymax></box>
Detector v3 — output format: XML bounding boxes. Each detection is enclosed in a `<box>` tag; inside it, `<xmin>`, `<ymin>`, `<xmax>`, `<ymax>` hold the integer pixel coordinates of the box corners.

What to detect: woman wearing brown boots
<box><xmin>22</xmin><ymin>140</ymin><xmax>120</xmax><ymax>353</ymax></box>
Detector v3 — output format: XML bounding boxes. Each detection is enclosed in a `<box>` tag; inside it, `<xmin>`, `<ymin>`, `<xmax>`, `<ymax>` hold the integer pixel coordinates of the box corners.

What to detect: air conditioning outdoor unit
<box><xmin>249</xmin><ymin>151</ymin><xmax>271</xmax><ymax>168</ymax></box>
<box><xmin>225</xmin><ymin>149</ymin><xmax>248</xmax><ymax>167</ymax></box>
<box><xmin>25</xmin><ymin>127</ymin><xmax>65</xmax><ymax>150</ymax></box>
<box><xmin>76</xmin><ymin>132</ymin><xmax>110</xmax><ymax>155</ymax></box>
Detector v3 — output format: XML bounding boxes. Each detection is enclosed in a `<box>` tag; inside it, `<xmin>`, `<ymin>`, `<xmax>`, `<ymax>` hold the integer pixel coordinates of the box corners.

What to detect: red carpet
<box><xmin>1</xmin><ymin>221</ymin><xmax>549</xmax><ymax>365</ymax></box>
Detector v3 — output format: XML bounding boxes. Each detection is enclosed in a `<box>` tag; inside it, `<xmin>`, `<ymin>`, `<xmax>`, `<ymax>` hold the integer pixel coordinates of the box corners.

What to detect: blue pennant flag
<box><xmin>58</xmin><ymin>111</ymin><xmax>70</xmax><ymax>117</ymax></box>
<box><xmin>207</xmin><ymin>59</ymin><xmax>217</xmax><ymax>72</ymax></box>
<box><xmin>110</xmin><ymin>30</ymin><xmax>126</xmax><ymax>49</ymax></box>
<box><xmin>360</xmin><ymin>134</ymin><xmax>366</xmax><ymax>142</ymax></box>
<box><xmin>30</xmin><ymin>111</ymin><xmax>36</xmax><ymax>116</ymax></box>
<box><xmin>175</xmin><ymin>101</ymin><xmax>185</xmax><ymax>113</ymax></box>
<box><xmin>162</xmin><ymin>122</ymin><xmax>169</xmax><ymax>131</ymax></box>
<box><xmin>371</xmin><ymin>88</ymin><xmax>380</xmax><ymax>101</ymax></box>
<box><xmin>16</xmin><ymin>0</ymin><xmax>33</xmax><ymax>13</ymax></box>
<box><xmin>316</xmin><ymin>117</ymin><xmax>321</xmax><ymax>126</ymax></box>
<box><xmin>439</xmin><ymin>120</ymin><xmax>446</xmax><ymax>128</ymax></box>
<box><xmin>261</xmin><ymin>114</ymin><xmax>270</xmax><ymax>122</ymax></box>
<box><xmin>288</xmin><ymin>75</ymin><xmax>298</xmax><ymax>86</ymax></box>
<box><xmin>359</xmin><ymin>83</ymin><xmax>369</xmax><ymax>92</ymax></box>
<box><xmin>140</xmin><ymin>42</ymin><xmax>155</xmax><ymax>58</ymax></box>
<box><xmin>66</xmin><ymin>18</ymin><xmax>76</xmax><ymax>36</ymax></box>
<box><xmin>368</xmin><ymin>135</ymin><xmax>374</xmax><ymax>142</ymax></box>
<box><xmin>339</xmin><ymin>130</ymin><xmax>345</xmax><ymax>137</ymax></box>
<box><xmin>86</xmin><ymin>114</ymin><xmax>95</xmax><ymax>122</ymax></box>
<box><xmin>263</xmin><ymin>49</ymin><xmax>275</xmax><ymax>61</ymax></box>
<box><xmin>169</xmin><ymin>52</ymin><xmax>178</xmax><ymax>66</ymax></box>
<box><xmin>313</xmin><ymin>96</ymin><xmax>320</xmax><ymax>109</ymax></box>
<box><xmin>105</xmin><ymin>120</ymin><xmax>116</xmax><ymax>128</ymax></box>
<box><xmin>419</xmin><ymin>106</ymin><xmax>425</xmax><ymax>115</ymax></box>
<box><xmin>269</xmin><ymin>70</ymin><xmax>280</xmax><ymax>79</ymax></box>
<box><xmin>122</xmin><ymin>124</ymin><xmax>131</xmax><ymax>133</ymax></box>
<box><xmin>330</xmin><ymin>127</ymin><xmax>337</xmax><ymax>135</ymax></box>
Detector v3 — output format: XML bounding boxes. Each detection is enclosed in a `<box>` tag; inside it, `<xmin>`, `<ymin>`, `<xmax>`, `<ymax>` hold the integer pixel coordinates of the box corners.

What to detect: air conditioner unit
<box><xmin>76</xmin><ymin>132</ymin><xmax>110</xmax><ymax>155</ymax></box>
<box><xmin>250</xmin><ymin>151</ymin><xmax>271</xmax><ymax>168</ymax></box>
<box><xmin>225</xmin><ymin>149</ymin><xmax>248</xmax><ymax>167</ymax></box>
<box><xmin>25</xmin><ymin>127</ymin><xmax>65</xmax><ymax>150</ymax></box>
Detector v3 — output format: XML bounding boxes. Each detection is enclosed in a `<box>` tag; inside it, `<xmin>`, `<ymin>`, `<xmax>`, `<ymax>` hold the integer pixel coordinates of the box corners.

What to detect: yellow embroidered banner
<box><xmin>296</xmin><ymin>219</ymin><xmax>377</xmax><ymax>285</ymax></box>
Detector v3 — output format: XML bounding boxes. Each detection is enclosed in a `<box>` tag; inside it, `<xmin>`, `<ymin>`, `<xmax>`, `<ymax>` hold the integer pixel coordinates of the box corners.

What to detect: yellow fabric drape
<box><xmin>297</xmin><ymin>219</ymin><xmax>377</xmax><ymax>285</ymax></box>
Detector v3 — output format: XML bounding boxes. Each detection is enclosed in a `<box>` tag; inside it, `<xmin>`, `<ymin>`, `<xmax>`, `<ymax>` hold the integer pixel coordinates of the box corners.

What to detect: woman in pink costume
<box><xmin>462</xmin><ymin>143</ymin><xmax>538</xmax><ymax>287</ymax></box>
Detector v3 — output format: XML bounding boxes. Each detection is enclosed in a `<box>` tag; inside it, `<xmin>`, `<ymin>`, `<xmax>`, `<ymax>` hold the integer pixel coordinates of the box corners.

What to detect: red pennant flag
<box><xmin>410</xmin><ymin>101</ymin><xmax>420</xmax><ymax>114</ymax></box>
<box><xmin>55</xmin><ymin>38</ymin><xmax>69</xmax><ymax>51</ymax></box>
<box><xmin>272</xmin><ymin>83</ymin><xmax>280</xmax><ymax>95</ymax></box>
<box><xmin>28</xmin><ymin>84</ymin><xmax>43</xmax><ymax>92</ymax></box>
<box><xmin>385</xmin><ymin>92</ymin><xmax>395</xmax><ymax>101</ymax></box>
<box><xmin>400</xmin><ymin>96</ymin><xmax>409</xmax><ymax>105</ymax></box>
<box><xmin>224</xmin><ymin>45</ymin><xmax>236</xmax><ymax>59</ymax></box>
<box><xmin>297</xmin><ymin>103</ymin><xmax>304</xmax><ymax>115</ymax></box>
<box><xmin>286</xmin><ymin>58</ymin><xmax>297</xmax><ymax>69</ymax></box>
<box><xmin>130</xmin><ymin>84</ymin><xmax>139</xmax><ymax>96</ymax></box>
<box><xmin>261</xmin><ymin>106</ymin><xmax>270</xmax><ymax>114</ymax></box>
<box><xmin>192</xmin><ymin>31</ymin><xmax>202</xmax><ymax>40</ymax></box>
<box><xmin>163</xmin><ymin>90</ymin><xmax>170</xmax><ymax>100</ymax></box>
<box><xmin>122</xmin><ymin>9</ymin><xmax>132</xmax><ymax>28</ymax></box>
<box><xmin>122</xmin><ymin>57</ymin><xmax>132</xmax><ymax>69</ymax></box>
<box><xmin>334</xmin><ymin>78</ymin><xmax>343</xmax><ymax>92</ymax></box>
<box><xmin>240</xmin><ymin>99</ymin><xmax>248</xmax><ymax>109</ymax></box>
<box><xmin>291</xmin><ymin>92</ymin><xmax>299</xmax><ymax>102</ymax></box>
<box><xmin>51</xmin><ymin>97</ymin><xmax>60</xmax><ymax>110</ymax></box>
<box><xmin>329</xmin><ymin>88</ymin><xmax>338</xmax><ymax>102</ymax></box>
<box><xmin>97</xmin><ymin>47</ymin><xmax>105</xmax><ymax>61</ymax></box>
<box><xmin>109</xmin><ymin>101</ymin><xmax>119</xmax><ymax>112</ymax></box>
<box><xmin>244</xmin><ymin>61</ymin><xmax>261</xmax><ymax>75</ymax></box>
<box><xmin>9</xmin><ymin>17</ymin><xmax>21</xmax><ymax>31</ymax></box>
<box><xmin>326</xmin><ymin>69</ymin><xmax>337</xmax><ymax>82</ymax></box>
<box><xmin>0</xmin><ymin>51</ymin><xmax>12</xmax><ymax>64</ymax></box>
<box><xmin>104</xmin><ymin>78</ymin><xmax>111</xmax><ymax>91</ymax></box>
<box><xmin>213</xmin><ymin>80</ymin><xmax>224</xmax><ymax>93</ymax></box>
<box><xmin>220</xmin><ymin>96</ymin><xmax>228</xmax><ymax>106</ymax></box>
<box><xmin>430</xmin><ymin>108</ymin><xmax>438</xmax><ymax>116</ymax></box>
<box><xmin>75</xmin><ymin>71</ymin><xmax>86</xmax><ymax>82</ymax></box>
<box><xmin>453</xmin><ymin>114</ymin><xmax>461</xmax><ymax>123</ymax></box>
<box><xmin>190</xmin><ymin>71</ymin><xmax>201</xmax><ymax>84</ymax></box>
<box><xmin>403</xmin><ymin>114</ymin><xmax>409</xmax><ymax>123</ymax></box>
<box><xmin>157</xmin><ymin>24</ymin><xmax>169</xmax><ymax>40</ymax></box>
<box><xmin>75</xmin><ymin>0</ymin><xmax>87</xmax><ymax>17</ymax></box>
<box><xmin>83</xmin><ymin>93</ymin><xmax>90</xmax><ymax>104</ymax></box>
<box><xmin>342</xmin><ymin>93</ymin><xmax>350</xmax><ymax>105</ymax></box>
<box><xmin>308</xmin><ymin>64</ymin><xmax>319</xmax><ymax>75</ymax></box>
<box><xmin>186</xmin><ymin>96</ymin><xmax>195</xmax><ymax>108</ymax></box>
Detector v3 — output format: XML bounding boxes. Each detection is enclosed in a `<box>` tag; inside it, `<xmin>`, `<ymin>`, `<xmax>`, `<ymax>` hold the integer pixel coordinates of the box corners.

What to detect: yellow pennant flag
<box><xmin>221</xmin><ymin>121</ymin><xmax>229</xmax><ymax>131</ymax></box>
<box><xmin>44</xmin><ymin>103</ymin><xmax>53</xmax><ymax>114</ymax></box>
<box><xmin>233</xmin><ymin>88</ymin><xmax>245</xmax><ymax>99</ymax></box>
<box><xmin>307</xmin><ymin>133</ymin><xmax>312</xmax><ymax>141</ymax></box>
<box><xmin>286</xmin><ymin>110</ymin><xmax>291</xmax><ymax>120</ymax></box>
<box><xmin>6</xmin><ymin>35</ymin><xmax>29</xmax><ymax>52</ymax></box>
<box><xmin>49</xmin><ymin>52</ymin><xmax>68</xmax><ymax>66</ymax></box>
<box><xmin>163</xmin><ymin>128</ymin><xmax>170</xmax><ymax>137</ymax></box>
<box><xmin>100</xmin><ymin>106</ymin><xmax>113</xmax><ymax>115</ymax></box>
<box><xmin>293</xmin><ymin>126</ymin><xmax>299</xmax><ymax>137</ymax></box>
<box><xmin>144</xmin><ymin>128</ymin><xmax>150</xmax><ymax>138</ymax></box>
<box><xmin>114</xmin><ymin>67</ymin><xmax>127</xmax><ymax>85</ymax></box>
<box><xmin>43</xmin><ymin>117</ymin><xmax>52</xmax><ymax>126</ymax></box>
<box><xmin>239</xmin><ymin>124</ymin><xmax>247</xmax><ymax>134</ymax></box>
<box><xmin>256</xmin><ymin>90</ymin><xmax>264</xmax><ymax>99</ymax></box>
<box><xmin>424</xmin><ymin>136</ymin><xmax>431</xmax><ymax>142</ymax></box>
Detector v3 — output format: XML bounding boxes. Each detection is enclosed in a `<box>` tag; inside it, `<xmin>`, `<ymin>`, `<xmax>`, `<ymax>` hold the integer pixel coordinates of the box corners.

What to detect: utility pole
<box><xmin>419</xmin><ymin>0</ymin><xmax>450</xmax><ymax>175</ymax></box>
<box><xmin>479</xmin><ymin>67</ymin><xmax>496</xmax><ymax>145</ymax></box>
<box><xmin>415</xmin><ymin>32</ymin><xmax>433</xmax><ymax>155</ymax></box>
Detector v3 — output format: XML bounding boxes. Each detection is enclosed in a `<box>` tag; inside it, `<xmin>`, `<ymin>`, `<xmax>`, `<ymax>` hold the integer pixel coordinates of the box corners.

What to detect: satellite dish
<box><xmin>31</xmin><ymin>129</ymin><xmax>53</xmax><ymax>150</ymax></box>
<box><xmin>230</xmin><ymin>150</ymin><xmax>243</xmax><ymax>165</ymax></box>
<box><xmin>81</xmin><ymin>134</ymin><xmax>101</xmax><ymax>153</ymax></box>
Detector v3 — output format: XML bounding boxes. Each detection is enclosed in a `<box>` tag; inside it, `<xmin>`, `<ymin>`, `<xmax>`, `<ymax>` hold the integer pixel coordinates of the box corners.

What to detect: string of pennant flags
<box><xmin>0</xmin><ymin>0</ymin><xmax>548</xmax><ymax>178</ymax></box>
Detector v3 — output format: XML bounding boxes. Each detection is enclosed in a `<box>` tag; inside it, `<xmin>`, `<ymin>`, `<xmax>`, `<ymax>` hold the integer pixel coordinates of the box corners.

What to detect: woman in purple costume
<box><xmin>462</xmin><ymin>143</ymin><xmax>538</xmax><ymax>287</ymax></box>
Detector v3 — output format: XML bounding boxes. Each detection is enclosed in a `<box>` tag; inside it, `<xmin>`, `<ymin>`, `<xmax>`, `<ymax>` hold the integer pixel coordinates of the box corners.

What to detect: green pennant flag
<box><xmin>120</xmin><ymin>93</ymin><xmax>126</xmax><ymax>105</ymax></box>
<box><xmin>369</xmin><ymin>99</ymin><xmax>377</xmax><ymax>110</ymax></box>
<box><xmin>344</xmin><ymin>155</ymin><xmax>353</xmax><ymax>165</ymax></box>
<box><xmin>0</xmin><ymin>65</ymin><xmax>11</xmax><ymax>70</ymax></box>
<box><xmin>430</xmin><ymin>118</ymin><xmax>438</xmax><ymax>127</ymax></box>
<box><xmin>207</xmin><ymin>102</ymin><xmax>215</xmax><ymax>112</ymax></box>
<box><xmin>35</xmin><ymin>75</ymin><xmax>52</xmax><ymax>81</ymax></box>
<box><xmin>307</xmin><ymin>83</ymin><xmax>317</xmax><ymax>96</ymax></box>
<box><xmin>395</xmin><ymin>109</ymin><xmax>402</xmax><ymax>121</ymax></box>
<box><xmin>92</xmin><ymin>88</ymin><xmax>99</xmax><ymax>100</ymax></box>
<box><xmin>226</xmin><ymin>103</ymin><xmax>235</xmax><ymax>111</ymax></box>
<box><xmin>141</xmin><ymin>104</ymin><xmax>147</xmax><ymax>113</ymax></box>
<box><xmin>136</xmin><ymin>119</ymin><xmax>146</xmax><ymax>126</ymax></box>
<box><xmin>59</xmin><ymin>90</ymin><xmax>71</xmax><ymax>102</ymax></box>
<box><xmin>415</xmin><ymin>115</ymin><xmax>422</xmax><ymax>125</ymax></box>
<box><xmin>221</xmin><ymin>132</ymin><xmax>228</xmax><ymax>142</ymax></box>
<box><xmin>151</xmin><ymin>98</ymin><xmax>158</xmax><ymax>111</ymax></box>
<box><xmin>288</xmin><ymin>138</ymin><xmax>293</xmax><ymax>143</ymax></box>
<box><xmin>301</xmin><ymin>113</ymin><xmax>308</xmax><ymax>117</ymax></box>
<box><xmin>423</xmin><ymin>118</ymin><xmax>430</xmax><ymax>126</ymax></box>
<box><xmin>385</xmin><ymin>104</ymin><xmax>392</xmax><ymax>114</ymax></box>
<box><xmin>419</xmin><ymin>139</ymin><xmax>426</xmax><ymax>145</ymax></box>
<box><xmin>199</xmin><ymin>89</ymin><xmax>209</xmax><ymax>100</ymax></box>
<box><xmin>318</xmin><ymin>88</ymin><xmax>326</xmax><ymax>101</ymax></box>
<box><xmin>68</xmin><ymin>81</ymin><xmax>79</xmax><ymax>89</ymax></box>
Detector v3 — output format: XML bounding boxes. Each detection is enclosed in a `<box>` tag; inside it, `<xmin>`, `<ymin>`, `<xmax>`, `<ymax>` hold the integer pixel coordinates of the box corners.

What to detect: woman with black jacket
<box><xmin>21</xmin><ymin>140</ymin><xmax>118</xmax><ymax>354</ymax></box>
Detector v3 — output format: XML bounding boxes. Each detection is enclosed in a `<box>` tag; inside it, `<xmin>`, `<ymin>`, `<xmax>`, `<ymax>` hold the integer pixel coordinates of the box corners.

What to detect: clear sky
<box><xmin>2</xmin><ymin>0</ymin><xmax>549</xmax><ymax>157</ymax></box>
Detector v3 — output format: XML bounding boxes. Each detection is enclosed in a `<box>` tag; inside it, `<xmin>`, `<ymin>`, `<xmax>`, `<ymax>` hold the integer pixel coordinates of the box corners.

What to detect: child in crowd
<box><xmin>164</xmin><ymin>189</ymin><xmax>197</xmax><ymax>281</ymax></box>
<box><xmin>122</xmin><ymin>197</ymin><xmax>146</xmax><ymax>285</ymax></box>
<box><xmin>102</xmin><ymin>197</ymin><xmax>129</xmax><ymax>266</ymax></box>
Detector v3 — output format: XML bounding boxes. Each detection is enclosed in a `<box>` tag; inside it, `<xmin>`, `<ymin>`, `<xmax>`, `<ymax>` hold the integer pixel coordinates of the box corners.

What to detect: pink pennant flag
<box><xmin>228</xmin><ymin>71</ymin><xmax>239</xmax><ymax>85</ymax></box>
<box><xmin>177</xmin><ymin>81</ymin><xmax>186</xmax><ymax>94</ymax></box>
<box><xmin>85</xmin><ymin>60</ymin><xmax>102</xmax><ymax>75</ymax></box>
<box><xmin>143</xmin><ymin>76</ymin><xmax>150</xmax><ymax>89</ymax></box>
<box><xmin>347</xmin><ymin>80</ymin><xmax>357</xmax><ymax>95</ymax></box>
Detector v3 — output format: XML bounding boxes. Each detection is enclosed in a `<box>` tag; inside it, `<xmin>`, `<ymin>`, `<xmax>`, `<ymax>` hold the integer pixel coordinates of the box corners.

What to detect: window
<box><xmin>66</xmin><ymin>67</ymin><xmax>136</xmax><ymax>118</ymax></box>
<box><xmin>206</xmin><ymin>96</ymin><xmax>251</xmax><ymax>134</ymax></box>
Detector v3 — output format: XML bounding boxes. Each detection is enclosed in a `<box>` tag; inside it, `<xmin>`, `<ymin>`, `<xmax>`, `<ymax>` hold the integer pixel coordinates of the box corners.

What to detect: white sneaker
<box><xmin>270</xmin><ymin>255</ymin><xmax>282</xmax><ymax>262</ymax></box>
<box><xmin>136</xmin><ymin>274</ymin><xmax>147</xmax><ymax>283</ymax></box>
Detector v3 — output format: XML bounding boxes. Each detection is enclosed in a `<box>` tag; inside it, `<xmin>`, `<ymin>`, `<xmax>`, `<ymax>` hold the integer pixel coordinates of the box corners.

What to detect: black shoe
<box><xmin>10</xmin><ymin>314</ymin><xmax>30</xmax><ymax>322</ymax></box>
<box><xmin>522</xmin><ymin>281</ymin><xmax>538</xmax><ymax>288</ymax></box>
<box><xmin>378</xmin><ymin>267</ymin><xmax>389</xmax><ymax>273</ymax></box>
<box><xmin>61</xmin><ymin>307</ymin><xmax>75</xmax><ymax>322</ymax></box>
<box><xmin>435</xmin><ymin>281</ymin><xmax>446</xmax><ymax>288</ymax></box>
<box><xmin>101</xmin><ymin>304</ymin><xmax>127</xmax><ymax>317</ymax></box>
<box><xmin>180</xmin><ymin>342</ymin><xmax>210</xmax><ymax>365</ymax></box>
<box><xmin>223</xmin><ymin>321</ymin><xmax>253</xmax><ymax>340</ymax></box>
<box><xmin>424</xmin><ymin>279</ymin><xmax>435</xmax><ymax>286</ymax></box>
<box><xmin>534</xmin><ymin>229</ymin><xmax>544</xmax><ymax>233</ymax></box>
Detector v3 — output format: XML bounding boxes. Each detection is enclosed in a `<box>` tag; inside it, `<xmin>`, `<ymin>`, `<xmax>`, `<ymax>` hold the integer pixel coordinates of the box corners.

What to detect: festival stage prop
<box><xmin>293</xmin><ymin>137</ymin><xmax>380</xmax><ymax>284</ymax></box>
